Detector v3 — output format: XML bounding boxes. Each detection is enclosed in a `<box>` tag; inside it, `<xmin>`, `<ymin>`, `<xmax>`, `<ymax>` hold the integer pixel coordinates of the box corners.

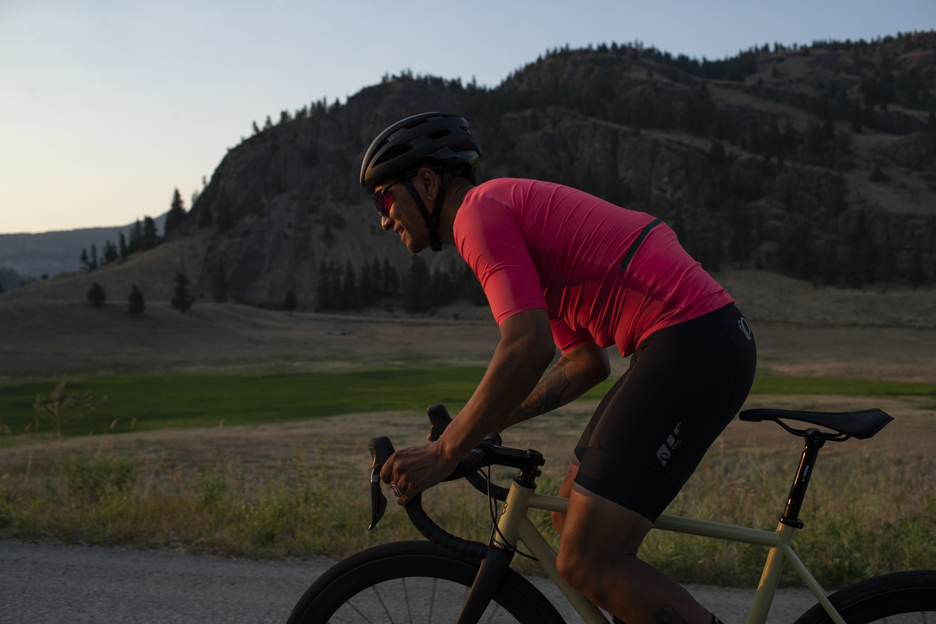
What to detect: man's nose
<box><xmin>381</xmin><ymin>215</ymin><xmax>395</xmax><ymax>231</ymax></box>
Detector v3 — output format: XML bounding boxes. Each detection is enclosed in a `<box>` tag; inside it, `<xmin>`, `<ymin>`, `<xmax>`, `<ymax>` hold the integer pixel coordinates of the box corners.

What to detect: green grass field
<box><xmin>1</xmin><ymin>368</ymin><xmax>934</xmax><ymax>439</ymax></box>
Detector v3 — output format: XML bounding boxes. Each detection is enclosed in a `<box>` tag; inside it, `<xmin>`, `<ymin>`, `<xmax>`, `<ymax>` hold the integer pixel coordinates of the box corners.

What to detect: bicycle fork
<box><xmin>455</xmin><ymin>475</ymin><xmax>534</xmax><ymax>624</ymax></box>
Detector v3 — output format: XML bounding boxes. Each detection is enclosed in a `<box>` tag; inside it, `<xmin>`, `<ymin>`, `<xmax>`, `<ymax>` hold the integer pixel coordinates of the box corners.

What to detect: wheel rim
<box><xmin>324</xmin><ymin>575</ymin><xmax>525</xmax><ymax>623</ymax></box>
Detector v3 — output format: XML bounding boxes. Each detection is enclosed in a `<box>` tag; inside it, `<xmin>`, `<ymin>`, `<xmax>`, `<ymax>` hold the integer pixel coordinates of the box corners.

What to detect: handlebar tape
<box><xmin>405</xmin><ymin>493</ymin><xmax>488</xmax><ymax>560</ymax></box>
<box><xmin>466</xmin><ymin>471</ymin><xmax>510</xmax><ymax>501</ymax></box>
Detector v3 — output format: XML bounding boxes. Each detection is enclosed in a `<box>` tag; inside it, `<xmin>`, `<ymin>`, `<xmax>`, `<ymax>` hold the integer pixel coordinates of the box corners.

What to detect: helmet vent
<box><xmin>427</xmin><ymin>129</ymin><xmax>451</xmax><ymax>140</ymax></box>
<box><xmin>375</xmin><ymin>144</ymin><xmax>412</xmax><ymax>165</ymax></box>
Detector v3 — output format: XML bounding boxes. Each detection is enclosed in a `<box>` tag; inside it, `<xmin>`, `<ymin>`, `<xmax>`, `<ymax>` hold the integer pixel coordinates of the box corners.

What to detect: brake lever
<box><xmin>367</xmin><ymin>437</ymin><xmax>395</xmax><ymax>530</ymax></box>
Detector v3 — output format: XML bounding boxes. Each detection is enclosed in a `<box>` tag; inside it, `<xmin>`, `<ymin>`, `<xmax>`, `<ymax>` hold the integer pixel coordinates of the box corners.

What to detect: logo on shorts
<box><xmin>738</xmin><ymin>317</ymin><xmax>752</xmax><ymax>341</ymax></box>
<box><xmin>656</xmin><ymin>422</ymin><xmax>682</xmax><ymax>466</ymax></box>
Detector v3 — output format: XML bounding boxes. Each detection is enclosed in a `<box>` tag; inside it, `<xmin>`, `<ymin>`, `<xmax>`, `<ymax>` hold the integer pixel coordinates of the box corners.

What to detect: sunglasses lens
<box><xmin>374</xmin><ymin>190</ymin><xmax>393</xmax><ymax>216</ymax></box>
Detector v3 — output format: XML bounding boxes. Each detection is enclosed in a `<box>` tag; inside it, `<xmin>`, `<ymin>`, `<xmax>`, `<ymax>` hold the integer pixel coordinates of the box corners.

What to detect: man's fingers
<box><xmin>379</xmin><ymin>453</ymin><xmax>396</xmax><ymax>484</ymax></box>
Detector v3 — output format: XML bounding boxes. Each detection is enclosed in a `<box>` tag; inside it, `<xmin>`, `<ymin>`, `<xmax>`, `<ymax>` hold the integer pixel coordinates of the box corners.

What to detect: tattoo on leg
<box><xmin>651</xmin><ymin>605</ymin><xmax>689</xmax><ymax>624</ymax></box>
<box><xmin>513</xmin><ymin>368</ymin><xmax>571</xmax><ymax>421</ymax></box>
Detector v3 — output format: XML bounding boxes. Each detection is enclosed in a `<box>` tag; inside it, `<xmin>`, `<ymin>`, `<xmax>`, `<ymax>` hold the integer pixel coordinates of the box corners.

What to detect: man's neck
<box><xmin>438</xmin><ymin>179</ymin><xmax>476</xmax><ymax>245</ymax></box>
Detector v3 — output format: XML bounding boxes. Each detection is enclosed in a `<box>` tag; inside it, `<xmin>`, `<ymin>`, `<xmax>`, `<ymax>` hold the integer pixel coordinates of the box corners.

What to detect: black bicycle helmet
<box><xmin>360</xmin><ymin>113</ymin><xmax>482</xmax><ymax>251</ymax></box>
<box><xmin>360</xmin><ymin>112</ymin><xmax>482</xmax><ymax>194</ymax></box>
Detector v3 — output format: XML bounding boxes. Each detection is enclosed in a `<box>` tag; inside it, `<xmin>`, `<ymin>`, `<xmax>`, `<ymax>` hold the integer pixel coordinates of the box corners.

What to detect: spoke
<box><xmin>403</xmin><ymin>577</ymin><xmax>412</xmax><ymax>624</ymax></box>
<box><xmin>371</xmin><ymin>585</ymin><xmax>396</xmax><ymax>624</ymax></box>
<box><xmin>427</xmin><ymin>577</ymin><xmax>436</xmax><ymax>624</ymax></box>
<box><xmin>483</xmin><ymin>602</ymin><xmax>503</xmax><ymax>624</ymax></box>
<box><xmin>344</xmin><ymin>597</ymin><xmax>375</xmax><ymax>624</ymax></box>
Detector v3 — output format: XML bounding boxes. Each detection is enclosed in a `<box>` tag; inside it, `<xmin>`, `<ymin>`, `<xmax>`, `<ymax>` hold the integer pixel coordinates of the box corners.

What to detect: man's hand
<box><xmin>380</xmin><ymin>442</ymin><xmax>459</xmax><ymax>505</ymax></box>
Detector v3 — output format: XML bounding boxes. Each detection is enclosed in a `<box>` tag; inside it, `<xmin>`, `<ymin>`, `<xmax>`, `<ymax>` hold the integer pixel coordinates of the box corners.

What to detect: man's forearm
<box><xmin>498</xmin><ymin>358</ymin><xmax>591</xmax><ymax>431</ymax></box>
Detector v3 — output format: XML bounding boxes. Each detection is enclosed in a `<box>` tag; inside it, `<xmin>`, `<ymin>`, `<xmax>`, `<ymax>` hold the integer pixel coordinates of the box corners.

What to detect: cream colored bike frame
<box><xmin>492</xmin><ymin>481</ymin><xmax>846</xmax><ymax>624</ymax></box>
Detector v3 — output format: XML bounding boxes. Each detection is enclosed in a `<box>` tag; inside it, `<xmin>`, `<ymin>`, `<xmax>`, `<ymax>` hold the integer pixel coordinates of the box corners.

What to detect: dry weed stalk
<box><xmin>32</xmin><ymin>376</ymin><xmax>107</xmax><ymax>438</ymax></box>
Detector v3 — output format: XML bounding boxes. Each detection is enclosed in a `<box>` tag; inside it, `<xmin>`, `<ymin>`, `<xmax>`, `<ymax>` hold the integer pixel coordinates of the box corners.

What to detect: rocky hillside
<box><xmin>7</xmin><ymin>32</ymin><xmax>936</xmax><ymax>309</ymax></box>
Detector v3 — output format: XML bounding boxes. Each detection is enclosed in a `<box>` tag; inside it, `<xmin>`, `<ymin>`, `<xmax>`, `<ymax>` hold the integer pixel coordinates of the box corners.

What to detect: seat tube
<box><xmin>456</xmin><ymin>481</ymin><xmax>535</xmax><ymax>624</ymax></box>
<box><xmin>747</xmin><ymin>523</ymin><xmax>797</xmax><ymax>624</ymax></box>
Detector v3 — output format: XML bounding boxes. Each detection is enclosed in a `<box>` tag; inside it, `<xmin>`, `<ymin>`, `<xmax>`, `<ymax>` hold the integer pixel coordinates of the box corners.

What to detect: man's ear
<box><xmin>416</xmin><ymin>167</ymin><xmax>439</xmax><ymax>201</ymax></box>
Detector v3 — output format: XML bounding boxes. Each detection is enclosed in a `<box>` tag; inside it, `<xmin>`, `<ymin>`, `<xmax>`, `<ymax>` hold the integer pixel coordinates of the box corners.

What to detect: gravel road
<box><xmin>0</xmin><ymin>540</ymin><xmax>821</xmax><ymax>623</ymax></box>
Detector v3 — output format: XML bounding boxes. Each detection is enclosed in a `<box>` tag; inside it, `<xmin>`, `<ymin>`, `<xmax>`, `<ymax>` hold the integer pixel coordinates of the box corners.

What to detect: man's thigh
<box><xmin>557</xmin><ymin>481</ymin><xmax>653</xmax><ymax>566</ymax></box>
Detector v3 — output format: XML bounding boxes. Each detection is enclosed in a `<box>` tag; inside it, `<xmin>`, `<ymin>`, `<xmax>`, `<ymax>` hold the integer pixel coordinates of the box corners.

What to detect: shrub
<box><xmin>56</xmin><ymin>454</ymin><xmax>139</xmax><ymax>499</ymax></box>
<box><xmin>86</xmin><ymin>282</ymin><xmax>106</xmax><ymax>308</ymax></box>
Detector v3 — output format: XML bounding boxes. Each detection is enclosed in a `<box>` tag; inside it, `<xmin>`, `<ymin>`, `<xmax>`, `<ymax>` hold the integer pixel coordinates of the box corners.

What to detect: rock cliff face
<box><xmin>85</xmin><ymin>34</ymin><xmax>936</xmax><ymax>306</ymax></box>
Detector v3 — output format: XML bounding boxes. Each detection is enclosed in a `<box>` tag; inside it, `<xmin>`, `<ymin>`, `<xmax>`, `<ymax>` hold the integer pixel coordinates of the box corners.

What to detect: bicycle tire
<box><xmin>793</xmin><ymin>570</ymin><xmax>936</xmax><ymax>624</ymax></box>
<box><xmin>287</xmin><ymin>540</ymin><xmax>567</xmax><ymax>624</ymax></box>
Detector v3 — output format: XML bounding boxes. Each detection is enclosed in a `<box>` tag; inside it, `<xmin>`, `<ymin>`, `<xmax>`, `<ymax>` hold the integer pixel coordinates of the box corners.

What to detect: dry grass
<box><xmin>1</xmin><ymin>400</ymin><xmax>933</xmax><ymax>589</ymax></box>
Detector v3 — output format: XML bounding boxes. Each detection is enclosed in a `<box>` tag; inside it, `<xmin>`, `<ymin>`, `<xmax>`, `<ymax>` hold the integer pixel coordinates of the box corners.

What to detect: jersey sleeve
<box><xmin>550</xmin><ymin>314</ymin><xmax>593</xmax><ymax>352</ymax></box>
<box><xmin>454</xmin><ymin>197</ymin><xmax>548</xmax><ymax>326</ymax></box>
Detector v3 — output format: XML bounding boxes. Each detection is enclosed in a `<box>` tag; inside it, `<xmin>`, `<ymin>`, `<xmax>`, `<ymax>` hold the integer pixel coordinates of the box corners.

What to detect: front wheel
<box><xmin>793</xmin><ymin>570</ymin><xmax>936</xmax><ymax>624</ymax></box>
<box><xmin>287</xmin><ymin>540</ymin><xmax>566</xmax><ymax>624</ymax></box>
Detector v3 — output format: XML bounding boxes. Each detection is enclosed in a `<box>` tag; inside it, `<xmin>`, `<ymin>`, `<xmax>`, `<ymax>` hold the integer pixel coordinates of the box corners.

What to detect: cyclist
<box><xmin>362</xmin><ymin>112</ymin><xmax>756</xmax><ymax>624</ymax></box>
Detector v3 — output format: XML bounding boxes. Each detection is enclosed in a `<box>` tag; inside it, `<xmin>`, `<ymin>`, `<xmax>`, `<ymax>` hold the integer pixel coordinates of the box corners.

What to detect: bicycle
<box><xmin>287</xmin><ymin>404</ymin><xmax>936</xmax><ymax>624</ymax></box>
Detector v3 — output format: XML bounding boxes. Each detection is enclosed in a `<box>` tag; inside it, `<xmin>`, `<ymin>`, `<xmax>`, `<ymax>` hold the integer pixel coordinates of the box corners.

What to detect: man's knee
<box><xmin>555</xmin><ymin>544</ymin><xmax>592</xmax><ymax>592</ymax></box>
<box><xmin>556</xmin><ymin>485</ymin><xmax>653</xmax><ymax>592</ymax></box>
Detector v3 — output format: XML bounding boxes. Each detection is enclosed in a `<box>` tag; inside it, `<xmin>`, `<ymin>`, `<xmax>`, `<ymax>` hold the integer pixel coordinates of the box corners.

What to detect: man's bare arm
<box><xmin>497</xmin><ymin>340</ymin><xmax>610</xmax><ymax>431</ymax></box>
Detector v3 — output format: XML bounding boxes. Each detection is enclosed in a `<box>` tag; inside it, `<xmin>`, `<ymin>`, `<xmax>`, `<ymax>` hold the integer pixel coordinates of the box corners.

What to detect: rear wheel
<box><xmin>793</xmin><ymin>570</ymin><xmax>936</xmax><ymax>624</ymax></box>
<box><xmin>287</xmin><ymin>540</ymin><xmax>566</xmax><ymax>624</ymax></box>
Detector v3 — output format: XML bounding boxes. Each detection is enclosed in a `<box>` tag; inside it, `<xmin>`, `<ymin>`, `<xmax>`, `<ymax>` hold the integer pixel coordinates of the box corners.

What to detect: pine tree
<box><xmin>86</xmin><ymin>282</ymin><xmax>106</xmax><ymax>308</ymax></box>
<box><xmin>143</xmin><ymin>217</ymin><xmax>159</xmax><ymax>250</ymax></box>
<box><xmin>80</xmin><ymin>248</ymin><xmax>90</xmax><ymax>271</ymax></box>
<box><xmin>315</xmin><ymin>264</ymin><xmax>331</xmax><ymax>311</ymax></box>
<box><xmin>118</xmin><ymin>232</ymin><xmax>129</xmax><ymax>260</ymax></box>
<box><xmin>850</xmin><ymin>105</ymin><xmax>863</xmax><ymax>133</ymax></box>
<box><xmin>909</xmin><ymin>250</ymin><xmax>926</xmax><ymax>286</ymax></box>
<box><xmin>128</xmin><ymin>284</ymin><xmax>145</xmax><ymax>317</ymax></box>
<box><xmin>464</xmin><ymin>265</ymin><xmax>487</xmax><ymax>306</ymax></box>
<box><xmin>340</xmin><ymin>261</ymin><xmax>360</xmax><ymax>309</ymax></box>
<box><xmin>103</xmin><ymin>240</ymin><xmax>118</xmax><ymax>264</ymax></box>
<box><xmin>165</xmin><ymin>188</ymin><xmax>186</xmax><ymax>236</ymax></box>
<box><xmin>381</xmin><ymin>259</ymin><xmax>400</xmax><ymax>297</ymax></box>
<box><xmin>830</xmin><ymin>179</ymin><xmax>848</xmax><ymax>217</ymax></box>
<box><xmin>284</xmin><ymin>290</ymin><xmax>298</xmax><ymax>311</ymax></box>
<box><xmin>129</xmin><ymin>219</ymin><xmax>144</xmax><ymax>253</ymax></box>
<box><xmin>880</xmin><ymin>235</ymin><xmax>897</xmax><ymax>282</ymax></box>
<box><xmin>358</xmin><ymin>259</ymin><xmax>377</xmax><ymax>306</ymax></box>
<box><xmin>89</xmin><ymin>244</ymin><xmax>98</xmax><ymax>270</ymax></box>
<box><xmin>728</xmin><ymin>201</ymin><xmax>752</xmax><ymax>264</ymax></box>
<box><xmin>707</xmin><ymin>141</ymin><xmax>726</xmax><ymax>165</ymax></box>
<box><xmin>171</xmin><ymin>270</ymin><xmax>194</xmax><ymax>312</ymax></box>
<box><xmin>401</xmin><ymin>256</ymin><xmax>431</xmax><ymax>313</ymax></box>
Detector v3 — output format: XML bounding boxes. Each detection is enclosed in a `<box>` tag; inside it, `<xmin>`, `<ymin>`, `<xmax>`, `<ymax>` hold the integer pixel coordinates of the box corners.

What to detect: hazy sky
<box><xmin>2</xmin><ymin>1</ymin><xmax>933</xmax><ymax>235</ymax></box>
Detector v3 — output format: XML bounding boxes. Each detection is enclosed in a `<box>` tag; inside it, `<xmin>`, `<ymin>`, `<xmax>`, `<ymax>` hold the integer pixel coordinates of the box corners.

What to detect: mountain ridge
<box><xmin>0</xmin><ymin>214</ymin><xmax>169</xmax><ymax>283</ymax></box>
<box><xmin>4</xmin><ymin>32</ymin><xmax>935</xmax><ymax>309</ymax></box>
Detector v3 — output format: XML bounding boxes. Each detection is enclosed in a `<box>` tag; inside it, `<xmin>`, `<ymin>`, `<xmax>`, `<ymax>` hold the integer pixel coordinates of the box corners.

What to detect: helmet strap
<box><xmin>403</xmin><ymin>170</ymin><xmax>451</xmax><ymax>252</ymax></box>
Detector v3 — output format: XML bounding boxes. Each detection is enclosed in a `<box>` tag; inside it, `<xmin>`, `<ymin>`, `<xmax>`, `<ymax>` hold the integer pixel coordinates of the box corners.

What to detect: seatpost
<box><xmin>780</xmin><ymin>428</ymin><xmax>826</xmax><ymax>529</ymax></box>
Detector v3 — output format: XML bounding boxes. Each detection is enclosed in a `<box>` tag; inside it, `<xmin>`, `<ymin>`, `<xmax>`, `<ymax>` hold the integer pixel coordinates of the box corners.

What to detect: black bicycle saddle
<box><xmin>739</xmin><ymin>408</ymin><xmax>893</xmax><ymax>440</ymax></box>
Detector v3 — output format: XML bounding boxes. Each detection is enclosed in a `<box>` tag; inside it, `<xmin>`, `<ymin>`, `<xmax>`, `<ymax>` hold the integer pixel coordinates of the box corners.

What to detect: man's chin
<box><xmin>406</xmin><ymin>238</ymin><xmax>428</xmax><ymax>254</ymax></box>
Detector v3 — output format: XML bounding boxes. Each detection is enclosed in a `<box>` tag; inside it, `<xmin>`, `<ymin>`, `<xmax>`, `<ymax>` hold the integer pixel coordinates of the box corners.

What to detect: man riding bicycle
<box><xmin>361</xmin><ymin>112</ymin><xmax>756</xmax><ymax>624</ymax></box>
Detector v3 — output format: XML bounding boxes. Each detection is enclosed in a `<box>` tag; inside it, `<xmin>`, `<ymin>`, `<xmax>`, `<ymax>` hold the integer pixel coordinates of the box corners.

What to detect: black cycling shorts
<box><xmin>573</xmin><ymin>303</ymin><xmax>756</xmax><ymax>522</ymax></box>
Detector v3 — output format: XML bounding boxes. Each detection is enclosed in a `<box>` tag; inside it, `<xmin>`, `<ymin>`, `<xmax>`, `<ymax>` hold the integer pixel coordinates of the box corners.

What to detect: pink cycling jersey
<box><xmin>453</xmin><ymin>178</ymin><xmax>735</xmax><ymax>356</ymax></box>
